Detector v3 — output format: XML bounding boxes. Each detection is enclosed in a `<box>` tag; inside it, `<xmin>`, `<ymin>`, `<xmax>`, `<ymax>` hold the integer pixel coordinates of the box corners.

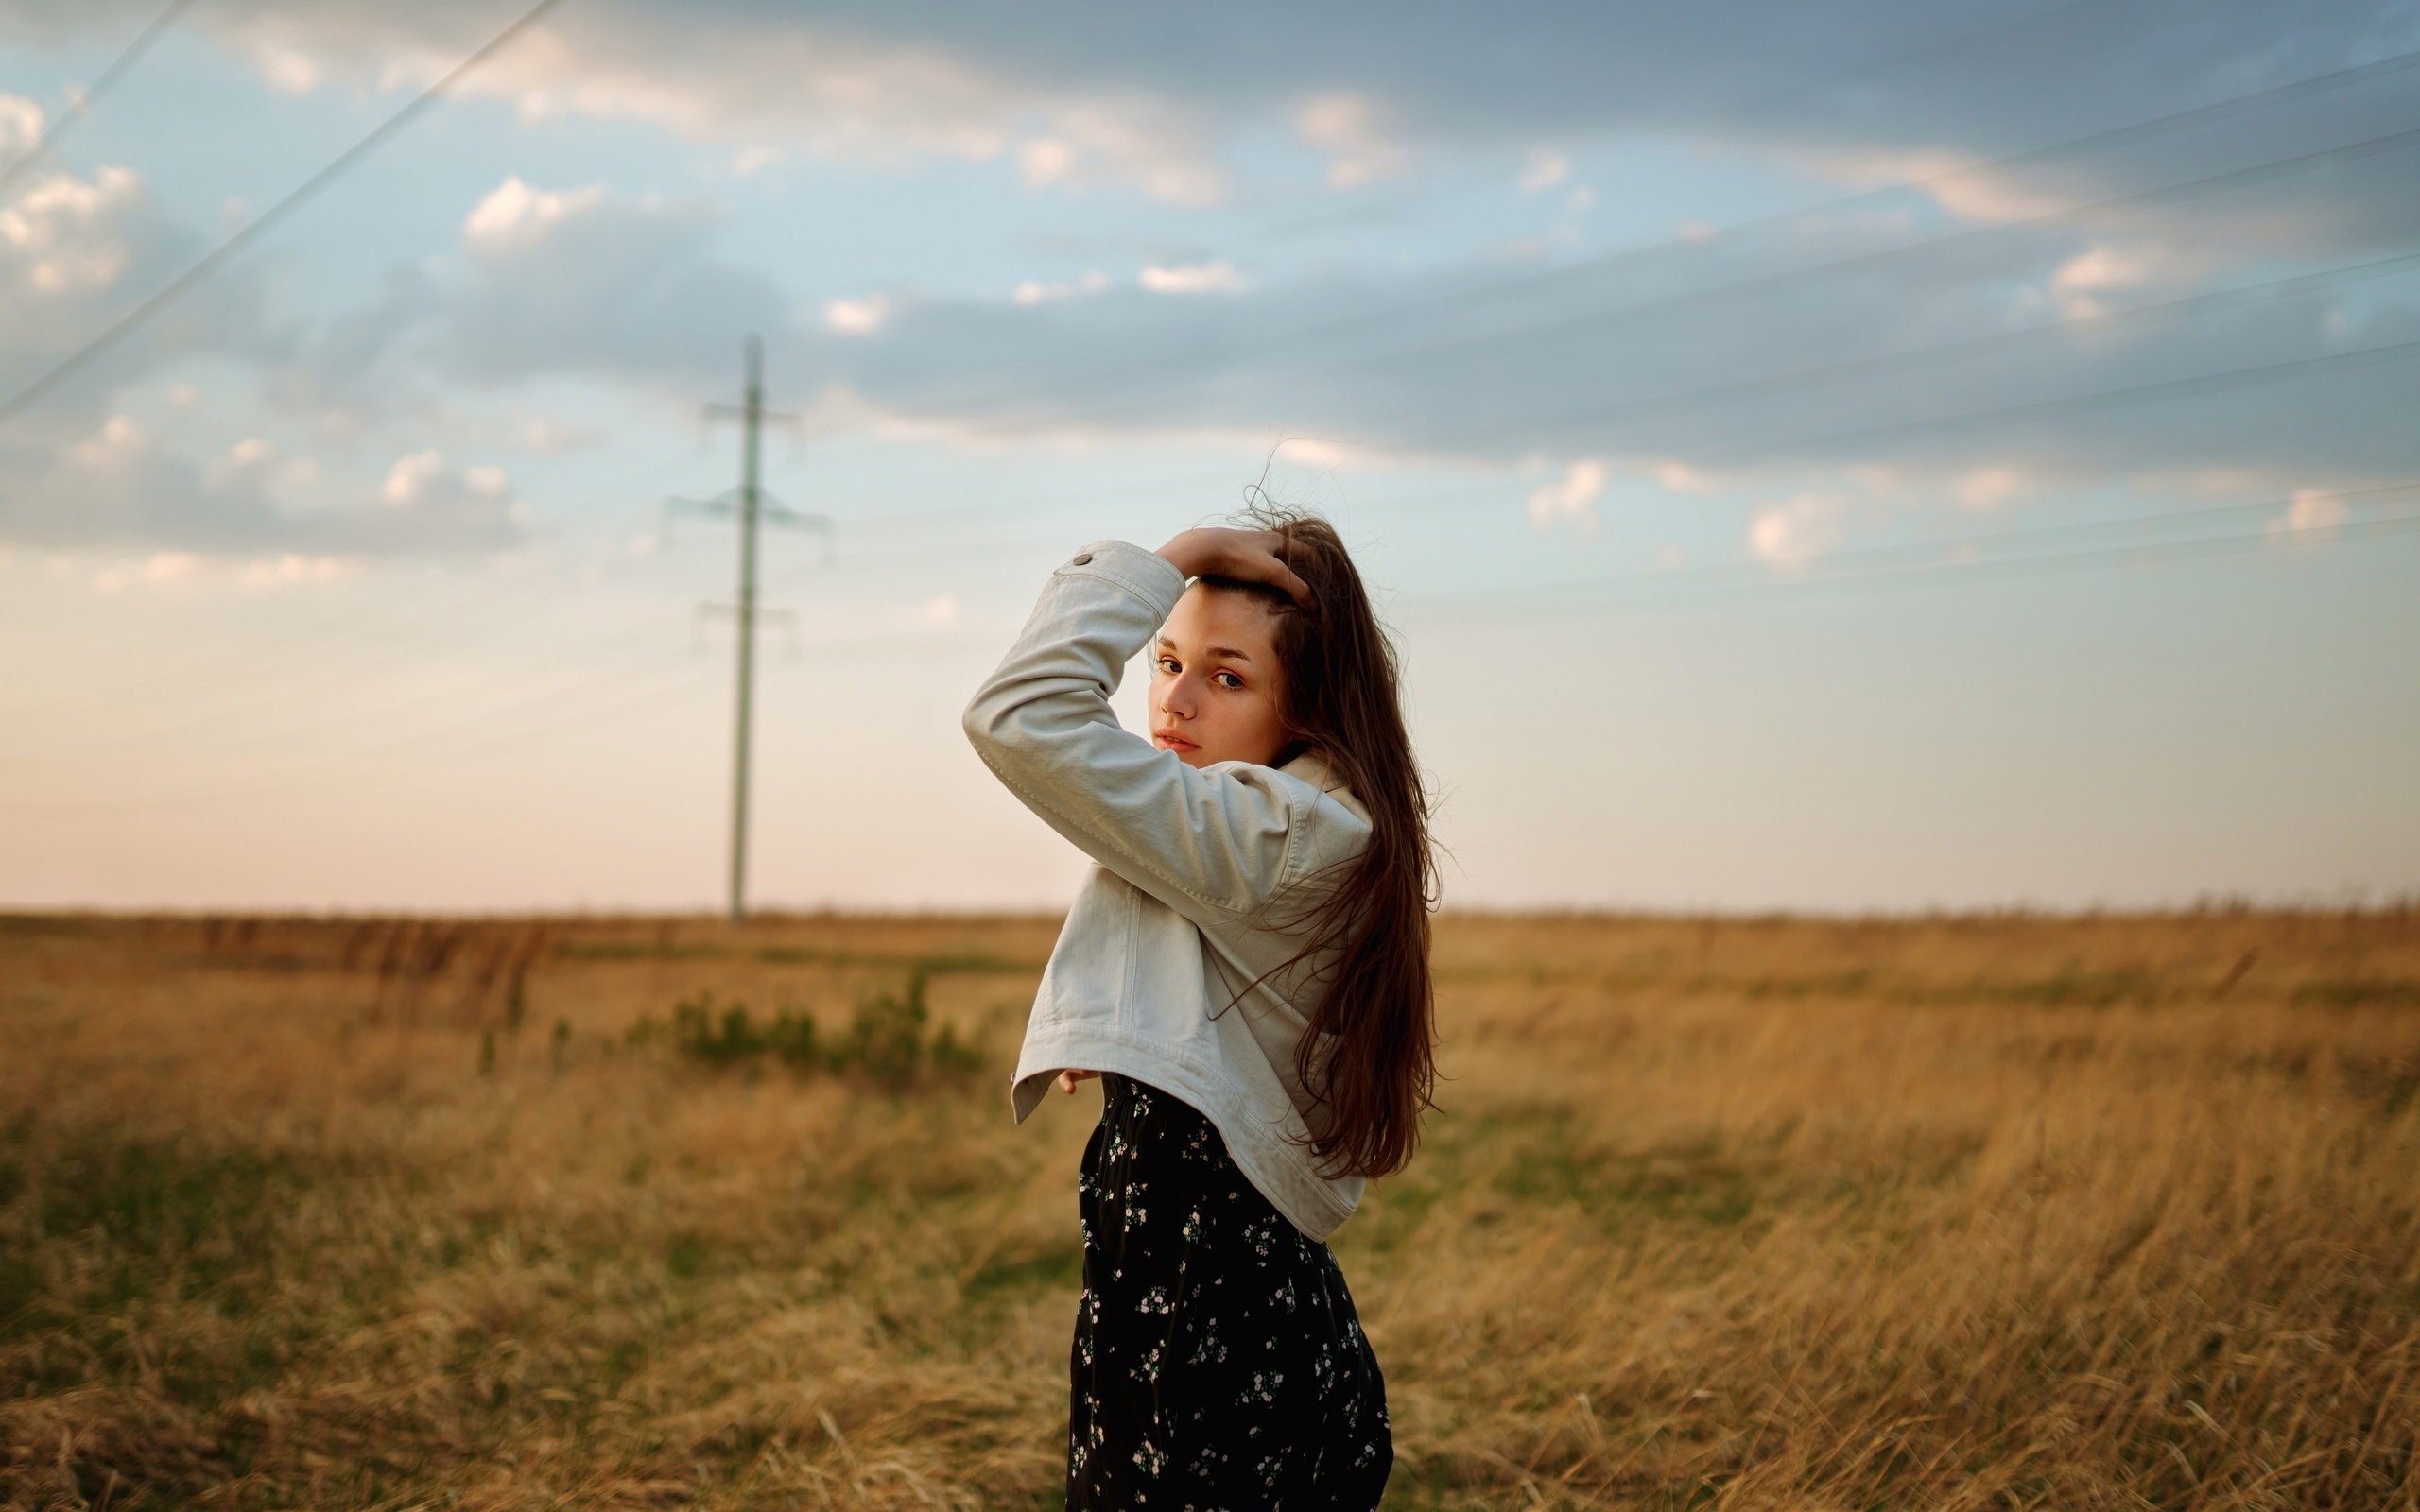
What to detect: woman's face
<box><xmin>1150</xmin><ymin>584</ymin><xmax>1288</xmax><ymax>769</ymax></box>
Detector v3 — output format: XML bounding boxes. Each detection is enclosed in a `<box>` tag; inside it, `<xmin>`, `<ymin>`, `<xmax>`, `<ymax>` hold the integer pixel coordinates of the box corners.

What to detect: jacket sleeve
<box><xmin>962</xmin><ymin>540</ymin><xmax>1316</xmax><ymax>925</ymax></box>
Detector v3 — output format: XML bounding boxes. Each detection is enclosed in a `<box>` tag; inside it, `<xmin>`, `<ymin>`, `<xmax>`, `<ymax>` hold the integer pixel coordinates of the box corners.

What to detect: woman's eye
<box><xmin>1212</xmin><ymin>672</ymin><xmax>1242</xmax><ymax>690</ymax></box>
<box><xmin>1156</xmin><ymin>657</ymin><xmax>1180</xmax><ymax>673</ymax></box>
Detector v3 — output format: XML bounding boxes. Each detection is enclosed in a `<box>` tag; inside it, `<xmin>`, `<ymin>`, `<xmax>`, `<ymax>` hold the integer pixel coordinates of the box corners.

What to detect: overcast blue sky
<box><xmin>3</xmin><ymin>0</ymin><xmax>2416</xmax><ymax>912</ymax></box>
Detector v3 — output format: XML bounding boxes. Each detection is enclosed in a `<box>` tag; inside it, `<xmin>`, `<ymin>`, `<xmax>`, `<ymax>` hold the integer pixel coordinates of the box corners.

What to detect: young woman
<box><xmin>962</xmin><ymin>512</ymin><xmax>1435</xmax><ymax>1510</ymax></box>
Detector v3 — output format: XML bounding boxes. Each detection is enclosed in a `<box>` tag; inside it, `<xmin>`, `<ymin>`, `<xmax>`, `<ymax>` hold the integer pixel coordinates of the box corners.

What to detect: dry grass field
<box><xmin>2</xmin><ymin>908</ymin><xmax>2415</xmax><ymax>1510</ymax></box>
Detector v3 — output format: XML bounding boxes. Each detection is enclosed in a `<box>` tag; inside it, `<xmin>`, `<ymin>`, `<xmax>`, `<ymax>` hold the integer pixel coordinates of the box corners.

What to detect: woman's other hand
<box><xmin>1155</xmin><ymin>528</ymin><xmax>1315</xmax><ymax>610</ymax></box>
<box><xmin>1057</xmin><ymin>1068</ymin><xmax>1101</xmax><ymax>1095</ymax></box>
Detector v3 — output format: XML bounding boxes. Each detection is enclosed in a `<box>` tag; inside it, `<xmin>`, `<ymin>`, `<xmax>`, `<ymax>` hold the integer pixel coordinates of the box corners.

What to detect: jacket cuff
<box><xmin>1057</xmin><ymin>540</ymin><xmax>1186</xmax><ymax>622</ymax></box>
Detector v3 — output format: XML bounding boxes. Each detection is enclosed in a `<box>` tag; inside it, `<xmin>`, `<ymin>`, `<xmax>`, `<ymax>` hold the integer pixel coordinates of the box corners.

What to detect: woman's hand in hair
<box><xmin>1156</xmin><ymin>528</ymin><xmax>1315</xmax><ymax>610</ymax></box>
<box><xmin>1057</xmin><ymin>1068</ymin><xmax>1100</xmax><ymax>1095</ymax></box>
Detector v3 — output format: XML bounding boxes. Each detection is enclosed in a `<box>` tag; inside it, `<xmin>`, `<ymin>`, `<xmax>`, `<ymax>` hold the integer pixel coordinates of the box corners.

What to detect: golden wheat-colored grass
<box><xmin>2</xmin><ymin>909</ymin><xmax>2414</xmax><ymax>1510</ymax></box>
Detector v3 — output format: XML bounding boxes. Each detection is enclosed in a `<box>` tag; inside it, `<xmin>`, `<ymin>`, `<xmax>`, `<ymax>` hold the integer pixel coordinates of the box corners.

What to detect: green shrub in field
<box><xmin>648</xmin><ymin>973</ymin><xmax>982</xmax><ymax>1082</ymax></box>
<box><xmin>763</xmin><ymin>1005</ymin><xmax>821</xmax><ymax>1069</ymax></box>
<box><xmin>929</xmin><ymin>1022</ymin><xmax>985</xmax><ymax>1075</ymax></box>
<box><xmin>832</xmin><ymin>975</ymin><xmax>926</xmax><ymax>1081</ymax></box>
<box><xmin>669</xmin><ymin>995</ymin><xmax>765</xmax><ymax>1065</ymax></box>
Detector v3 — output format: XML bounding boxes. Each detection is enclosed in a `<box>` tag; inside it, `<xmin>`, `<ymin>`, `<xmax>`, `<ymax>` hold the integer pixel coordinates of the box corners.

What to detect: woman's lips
<box><xmin>1153</xmin><ymin>729</ymin><xmax>1197</xmax><ymax>752</ymax></box>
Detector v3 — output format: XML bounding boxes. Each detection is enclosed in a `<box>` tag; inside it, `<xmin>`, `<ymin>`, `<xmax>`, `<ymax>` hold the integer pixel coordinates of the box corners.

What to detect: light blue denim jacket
<box><xmin>962</xmin><ymin>540</ymin><xmax>1373</xmax><ymax>1239</ymax></box>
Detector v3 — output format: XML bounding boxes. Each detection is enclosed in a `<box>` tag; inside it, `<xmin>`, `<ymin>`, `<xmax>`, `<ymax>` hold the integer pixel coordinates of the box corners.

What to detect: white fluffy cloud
<box><xmin>380</xmin><ymin>449</ymin><xmax>445</xmax><ymax>505</ymax></box>
<box><xmin>1295</xmin><ymin>93</ymin><xmax>1410</xmax><ymax>188</ymax></box>
<box><xmin>1526</xmin><ymin>458</ymin><xmax>1607</xmax><ymax>536</ymax></box>
<box><xmin>2046</xmin><ymin>241</ymin><xmax>2214</xmax><ymax>320</ymax></box>
<box><xmin>9</xmin><ymin>1</ymin><xmax>2416</xmax><ymax>562</ymax></box>
<box><xmin>1139</xmin><ymin>260</ymin><xmax>1241</xmax><ymax>295</ymax></box>
<box><xmin>0</xmin><ymin>150</ymin><xmax>268</xmax><ymax>424</ymax></box>
<box><xmin>201</xmin><ymin>435</ymin><xmax>316</xmax><ymax>492</ymax></box>
<box><xmin>182</xmin><ymin>4</ymin><xmax>1229</xmax><ymax>204</ymax></box>
<box><xmin>824</xmin><ymin>293</ymin><xmax>891</xmax><ymax>334</ymax></box>
<box><xmin>462</xmin><ymin>176</ymin><xmax>610</xmax><ymax>253</ymax></box>
<box><xmin>1795</xmin><ymin>146</ymin><xmax>2071</xmax><ymax>226</ymax></box>
<box><xmin>23</xmin><ymin>0</ymin><xmax>2420</xmax><ymax>228</ymax></box>
<box><xmin>5</xmin><ymin>163</ymin><xmax>147</xmax><ymax>317</ymax></box>
<box><xmin>1747</xmin><ymin>490</ymin><xmax>1851</xmax><ymax>571</ymax></box>
<box><xmin>375</xmin><ymin>450</ymin><xmax>518</xmax><ymax>537</ymax></box>
<box><xmin>430</xmin><ymin>177</ymin><xmax>793</xmax><ymax>387</ymax></box>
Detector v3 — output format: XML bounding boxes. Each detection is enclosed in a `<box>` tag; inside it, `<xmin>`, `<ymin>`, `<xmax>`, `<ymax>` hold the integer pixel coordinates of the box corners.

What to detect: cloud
<box><xmin>1015</xmin><ymin>271</ymin><xmax>1110</xmax><ymax>306</ymax></box>
<box><xmin>2265</xmin><ymin>486</ymin><xmax>2350</xmax><ymax>547</ymax></box>
<box><xmin>9</xmin><ymin>167</ymin><xmax>142</xmax><ymax>292</ymax></box>
<box><xmin>0</xmin><ymin>154</ymin><xmax>273</xmax><ymax>439</ymax></box>
<box><xmin>1954</xmin><ymin>466</ymin><xmax>2024</xmax><ymax>511</ymax></box>
<box><xmin>380</xmin><ymin>449</ymin><xmax>444</xmax><ymax>504</ymax></box>
<box><xmin>1526</xmin><ymin>458</ymin><xmax>1606</xmax><ymax>537</ymax></box>
<box><xmin>430</xmin><ymin>177</ymin><xmax>795</xmax><ymax>388</ymax></box>
<box><xmin>0</xmin><ymin>93</ymin><xmax>40</xmax><ymax>157</ymax></box>
<box><xmin>477</xmin><ymin>413</ymin><xmax>603</xmax><ymax>455</ymax></box>
<box><xmin>202</xmin><ymin>435</ymin><xmax>316</xmax><ymax>491</ymax></box>
<box><xmin>1795</xmin><ymin>146</ymin><xmax>2070</xmax><ymax>226</ymax></box>
<box><xmin>158</xmin><ymin>173</ymin><xmax>797</xmax><ymax>440</ymax></box>
<box><xmin>824</xmin><ymin>293</ymin><xmax>891</xmax><ymax>334</ymax></box>
<box><xmin>72</xmin><ymin>0</ymin><xmax>2406</xmax><ymax>230</ymax></box>
<box><xmin>12</xmin><ymin>2</ymin><xmax>2418</xmax><ymax>558</ymax></box>
<box><xmin>240</xmin><ymin>553</ymin><xmax>355</xmax><ymax>585</ymax></box>
<box><xmin>2046</xmin><ymin>242</ymin><xmax>2213</xmax><ymax>320</ymax></box>
<box><xmin>1</xmin><ymin>409</ymin><xmax>284</xmax><ymax>552</ymax></box>
<box><xmin>366</xmin><ymin>449</ymin><xmax>522</xmax><ymax>545</ymax></box>
<box><xmin>1295</xmin><ymin>93</ymin><xmax>1410</xmax><ymax>188</ymax></box>
<box><xmin>786</xmin><ymin>196</ymin><xmax>2420</xmax><ymax>500</ymax></box>
<box><xmin>144</xmin><ymin>2</ymin><xmax>1230</xmax><ymax>204</ymax></box>
<box><xmin>1518</xmin><ymin>146</ymin><xmax>1569</xmax><ymax>193</ymax></box>
<box><xmin>1139</xmin><ymin>260</ymin><xmax>1241</xmax><ymax>295</ymax></box>
<box><xmin>2</xmin><ymin>161</ymin><xmax>219</xmax><ymax>368</ymax></box>
<box><xmin>461</xmin><ymin>176</ymin><xmax>609</xmax><ymax>252</ymax></box>
<box><xmin>1747</xmin><ymin>490</ymin><xmax>1850</xmax><ymax>571</ymax></box>
<box><xmin>78</xmin><ymin>549</ymin><xmax>361</xmax><ymax>592</ymax></box>
<box><xmin>23</xmin><ymin>0</ymin><xmax>2420</xmax><ymax>229</ymax></box>
<box><xmin>0</xmin><ymin>402</ymin><xmax>521</xmax><ymax>557</ymax></box>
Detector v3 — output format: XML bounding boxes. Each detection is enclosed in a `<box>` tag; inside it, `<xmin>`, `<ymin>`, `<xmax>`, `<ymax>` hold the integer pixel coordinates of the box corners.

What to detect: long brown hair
<box><xmin>1201</xmin><ymin>508</ymin><xmax>1435</xmax><ymax>1178</ymax></box>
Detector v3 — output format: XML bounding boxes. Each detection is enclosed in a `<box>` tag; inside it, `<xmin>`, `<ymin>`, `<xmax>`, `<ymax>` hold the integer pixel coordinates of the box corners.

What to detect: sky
<box><xmin>2</xmin><ymin>0</ymin><xmax>2416</xmax><ymax>914</ymax></box>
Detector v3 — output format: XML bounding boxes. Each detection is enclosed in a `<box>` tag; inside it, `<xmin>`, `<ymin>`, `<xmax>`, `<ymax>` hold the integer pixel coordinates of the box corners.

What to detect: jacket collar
<box><xmin>1280</xmin><ymin>749</ymin><xmax>1370</xmax><ymax>823</ymax></box>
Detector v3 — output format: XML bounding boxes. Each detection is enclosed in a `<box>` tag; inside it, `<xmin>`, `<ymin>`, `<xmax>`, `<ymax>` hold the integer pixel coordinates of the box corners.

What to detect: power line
<box><xmin>4</xmin><ymin>618</ymin><xmax>974</xmax><ymax>814</ymax></box>
<box><xmin>1429</xmin><ymin>250</ymin><xmax>2420</xmax><ymax>453</ymax></box>
<box><xmin>1286</xmin><ymin>120</ymin><xmax>2420</xmax><ymax>411</ymax></box>
<box><xmin>1240</xmin><ymin>0</ymin><xmax>2133</xmax><ymax>243</ymax></box>
<box><xmin>804</xmin><ymin>257</ymin><xmax>2420</xmax><ymax>536</ymax></box>
<box><xmin>4</xmin><ymin>433</ymin><xmax>850</xmax><ymax>765</ymax></box>
<box><xmin>1696</xmin><ymin>337</ymin><xmax>2420</xmax><ymax>468</ymax></box>
<box><xmin>13</xmin><ymin>446</ymin><xmax>706</xmax><ymax>726</ymax></box>
<box><xmin>1407</xmin><ymin>484</ymin><xmax>2420</xmax><ymax>624</ymax></box>
<box><xmin>0</xmin><ymin>0</ymin><xmax>570</xmax><ymax>430</ymax></box>
<box><xmin>1388</xmin><ymin>265</ymin><xmax>2420</xmax><ymax>465</ymax></box>
<box><xmin>925</xmin><ymin>44</ymin><xmax>2420</xmax><ymax>421</ymax></box>
<box><xmin>17</xmin><ymin>486</ymin><xmax>2414</xmax><ymax>812</ymax></box>
<box><xmin>0</xmin><ymin>0</ymin><xmax>196</xmax><ymax>200</ymax></box>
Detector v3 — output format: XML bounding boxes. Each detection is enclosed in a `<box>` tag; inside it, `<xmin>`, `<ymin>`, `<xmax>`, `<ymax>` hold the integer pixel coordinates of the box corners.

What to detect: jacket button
<box><xmin>1071</xmin><ymin>552</ymin><xmax>1093</xmax><ymax>564</ymax></box>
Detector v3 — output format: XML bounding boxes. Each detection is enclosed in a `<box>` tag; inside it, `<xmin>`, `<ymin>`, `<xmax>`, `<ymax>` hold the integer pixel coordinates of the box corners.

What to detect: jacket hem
<box><xmin>1011</xmin><ymin>1025</ymin><xmax>1357</xmax><ymax>1242</ymax></box>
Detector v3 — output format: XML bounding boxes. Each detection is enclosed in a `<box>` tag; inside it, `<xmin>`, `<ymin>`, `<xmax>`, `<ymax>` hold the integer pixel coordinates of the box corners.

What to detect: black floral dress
<box><xmin>1067</xmin><ymin>1074</ymin><xmax>1392</xmax><ymax>1510</ymax></box>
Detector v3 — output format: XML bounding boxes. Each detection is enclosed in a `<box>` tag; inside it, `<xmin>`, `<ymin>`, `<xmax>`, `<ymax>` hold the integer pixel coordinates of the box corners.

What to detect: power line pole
<box><xmin>730</xmin><ymin>338</ymin><xmax>765</xmax><ymax>924</ymax></box>
<box><xmin>671</xmin><ymin>337</ymin><xmax>829</xmax><ymax>923</ymax></box>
